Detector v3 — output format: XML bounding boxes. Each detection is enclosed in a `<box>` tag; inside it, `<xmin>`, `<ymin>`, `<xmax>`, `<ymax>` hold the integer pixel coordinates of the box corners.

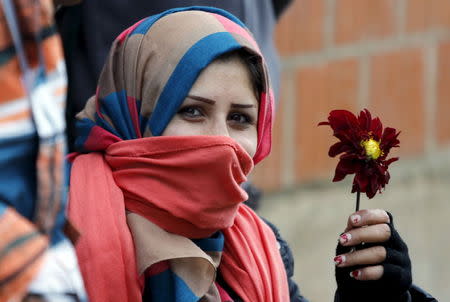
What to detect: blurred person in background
<box><xmin>0</xmin><ymin>0</ymin><xmax>86</xmax><ymax>300</ymax></box>
<box><xmin>67</xmin><ymin>7</ymin><xmax>436</xmax><ymax>302</ymax></box>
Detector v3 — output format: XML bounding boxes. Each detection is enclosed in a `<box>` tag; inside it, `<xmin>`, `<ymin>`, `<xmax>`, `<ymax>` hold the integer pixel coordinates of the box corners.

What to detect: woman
<box><xmin>67</xmin><ymin>7</ymin><xmax>433</xmax><ymax>302</ymax></box>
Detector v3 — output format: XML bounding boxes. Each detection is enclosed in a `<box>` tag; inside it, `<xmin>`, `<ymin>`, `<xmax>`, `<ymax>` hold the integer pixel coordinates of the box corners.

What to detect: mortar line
<box><xmin>357</xmin><ymin>55</ymin><xmax>371</xmax><ymax>110</ymax></box>
<box><xmin>280</xmin><ymin>71</ymin><xmax>296</xmax><ymax>187</ymax></box>
<box><xmin>280</xmin><ymin>30</ymin><xmax>450</xmax><ymax>69</ymax></box>
<box><xmin>424</xmin><ymin>43</ymin><xmax>438</xmax><ymax>156</ymax></box>
<box><xmin>323</xmin><ymin>0</ymin><xmax>336</xmax><ymax>49</ymax></box>
<box><xmin>396</xmin><ymin>0</ymin><xmax>407</xmax><ymax>36</ymax></box>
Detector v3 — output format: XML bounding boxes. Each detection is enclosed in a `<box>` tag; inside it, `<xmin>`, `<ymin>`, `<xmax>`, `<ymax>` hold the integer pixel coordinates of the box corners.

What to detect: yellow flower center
<box><xmin>361</xmin><ymin>138</ymin><xmax>383</xmax><ymax>160</ymax></box>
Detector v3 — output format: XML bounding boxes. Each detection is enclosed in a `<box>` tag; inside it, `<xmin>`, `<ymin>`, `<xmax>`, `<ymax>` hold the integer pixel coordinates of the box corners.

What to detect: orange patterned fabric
<box><xmin>0</xmin><ymin>0</ymin><xmax>66</xmax><ymax>236</ymax></box>
<box><xmin>0</xmin><ymin>0</ymin><xmax>67</xmax><ymax>298</ymax></box>
<box><xmin>0</xmin><ymin>207</ymin><xmax>48</xmax><ymax>301</ymax></box>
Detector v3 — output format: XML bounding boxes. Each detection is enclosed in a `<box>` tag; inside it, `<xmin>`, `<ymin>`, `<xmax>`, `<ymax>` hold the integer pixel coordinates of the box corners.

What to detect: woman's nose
<box><xmin>208</xmin><ymin>120</ymin><xmax>230</xmax><ymax>137</ymax></box>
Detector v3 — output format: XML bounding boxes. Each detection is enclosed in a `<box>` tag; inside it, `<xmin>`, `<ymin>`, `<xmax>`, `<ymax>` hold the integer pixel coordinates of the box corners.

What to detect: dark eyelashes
<box><xmin>229</xmin><ymin>112</ymin><xmax>256</xmax><ymax>125</ymax></box>
<box><xmin>177</xmin><ymin>105</ymin><xmax>256</xmax><ymax>125</ymax></box>
<box><xmin>177</xmin><ymin>106</ymin><xmax>204</xmax><ymax>117</ymax></box>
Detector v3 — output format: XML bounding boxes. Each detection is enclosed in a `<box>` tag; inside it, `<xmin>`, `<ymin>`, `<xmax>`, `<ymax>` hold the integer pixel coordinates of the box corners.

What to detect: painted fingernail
<box><xmin>350</xmin><ymin>270</ymin><xmax>361</xmax><ymax>279</ymax></box>
<box><xmin>351</xmin><ymin>214</ymin><xmax>361</xmax><ymax>224</ymax></box>
<box><xmin>339</xmin><ymin>233</ymin><xmax>352</xmax><ymax>245</ymax></box>
<box><xmin>334</xmin><ymin>255</ymin><xmax>346</xmax><ymax>266</ymax></box>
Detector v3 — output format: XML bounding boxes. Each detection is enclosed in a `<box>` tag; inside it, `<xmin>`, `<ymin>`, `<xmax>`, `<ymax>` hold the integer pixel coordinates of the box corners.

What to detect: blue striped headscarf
<box><xmin>75</xmin><ymin>6</ymin><xmax>274</xmax><ymax>164</ymax></box>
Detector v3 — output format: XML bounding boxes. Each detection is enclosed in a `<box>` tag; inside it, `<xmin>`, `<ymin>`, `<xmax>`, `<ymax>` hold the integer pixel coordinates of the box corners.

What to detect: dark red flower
<box><xmin>319</xmin><ymin>109</ymin><xmax>400</xmax><ymax>199</ymax></box>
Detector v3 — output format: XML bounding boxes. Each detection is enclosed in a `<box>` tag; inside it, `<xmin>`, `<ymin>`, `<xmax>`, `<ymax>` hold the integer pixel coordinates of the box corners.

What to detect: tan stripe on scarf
<box><xmin>127</xmin><ymin>212</ymin><xmax>220</xmax><ymax>298</ymax></box>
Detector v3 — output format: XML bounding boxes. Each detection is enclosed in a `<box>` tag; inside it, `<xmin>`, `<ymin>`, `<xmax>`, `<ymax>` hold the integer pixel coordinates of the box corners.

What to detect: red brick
<box><xmin>275</xmin><ymin>0</ymin><xmax>325</xmax><ymax>55</ymax></box>
<box><xmin>295</xmin><ymin>59</ymin><xmax>359</xmax><ymax>183</ymax></box>
<box><xmin>406</xmin><ymin>0</ymin><xmax>428</xmax><ymax>32</ymax></box>
<box><xmin>369</xmin><ymin>49</ymin><xmax>425</xmax><ymax>156</ymax></box>
<box><xmin>436</xmin><ymin>42</ymin><xmax>450</xmax><ymax>145</ymax></box>
<box><xmin>334</xmin><ymin>0</ymin><xmax>396</xmax><ymax>44</ymax></box>
<box><xmin>406</xmin><ymin>0</ymin><xmax>450</xmax><ymax>32</ymax></box>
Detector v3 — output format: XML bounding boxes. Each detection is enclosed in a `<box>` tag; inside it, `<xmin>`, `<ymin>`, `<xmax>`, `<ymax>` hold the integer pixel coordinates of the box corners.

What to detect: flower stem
<box><xmin>351</xmin><ymin>189</ymin><xmax>362</xmax><ymax>253</ymax></box>
<box><xmin>355</xmin><ymin>189</ymin><xmax>361</xmax><ymax>212</ymax></box>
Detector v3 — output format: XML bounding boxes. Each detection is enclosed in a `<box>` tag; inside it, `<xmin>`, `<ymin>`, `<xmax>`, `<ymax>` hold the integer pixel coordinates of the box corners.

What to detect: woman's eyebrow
<box><xmin>187</xmin><ymin>95</ymin><xmax>256</xmax><ymax>108</ymax></box>
<box><xmin>231</xmin><ymin>103</ymin><xmax>256</xmax><ymax>109</ymax></box>
<box><xmin>186</xmin><ymin>95</ymin><xmax>215</xmax><ymax>104</ymax></box>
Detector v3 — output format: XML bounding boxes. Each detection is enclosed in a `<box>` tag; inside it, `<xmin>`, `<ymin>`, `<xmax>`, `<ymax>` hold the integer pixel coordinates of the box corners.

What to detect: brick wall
<box><xmin>252</xmin><ymin>0</ymin><xmax>450</xmax><ymax>192</ymax></box>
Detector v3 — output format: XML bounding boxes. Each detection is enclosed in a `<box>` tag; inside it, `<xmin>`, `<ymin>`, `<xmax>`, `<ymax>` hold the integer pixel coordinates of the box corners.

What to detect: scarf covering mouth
<box><xmin>106</xmin><ymin>136</ymin><xmax>254</xmax><ymax>239</ymax></box>
<box><xmin>68</xmin><ymin>6</ymin><xmax>288</xmax><ymax>302</ymax></box>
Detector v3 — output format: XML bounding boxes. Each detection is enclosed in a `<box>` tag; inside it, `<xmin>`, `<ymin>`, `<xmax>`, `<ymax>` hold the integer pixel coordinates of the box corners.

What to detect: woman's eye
<box><xmin>178</xmin><ymin>106</ymin><xmax>203</xmax><ymax>118</ymax></box>
<box><xmin>228</xmin><ymin>113</ymin><xmax>253</xmax><ymax>125</ymax></box>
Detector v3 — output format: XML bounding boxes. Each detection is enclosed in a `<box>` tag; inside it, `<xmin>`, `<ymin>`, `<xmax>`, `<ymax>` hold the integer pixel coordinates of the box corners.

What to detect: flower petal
<box><xmin>370</xmin><ymin>172</ymin><xmax>384</xmax><ymax>198</ymax></box>
<box><xmin>333</xmin><ymin>158</ymin><xmax>360</xmax><ymax>182</ymax></box>
<box><xmin>354</xmin><ymin>171</ymin><xmax>369</xmax><ymax>192</ymax></box>
<box><xmin>384</xmin><ymin>157</ymin><xmax>399</xmax><ymax>166</ymax></box>
<box><xmin>328</xmin><ymin>142</ymin><xmax>351</xmax><ymax>157</ymax></box>
<box><xmin>366</xmin><ymin>186</ymin><xmax>377</xmax><ymax>199</ymax></box>
<box><xmin>328</xmin><ymin>110</ymin><xmax>359</xmax><ymax>132</ymax></box>
<box><xmin>358</xmin><ymin>109</ymin><xmax>371</xmax><ymax>131</ymax></box>
<box><xmin>370</xmin><ymin>117</ymin><xmax>383</xmax><ymax>140</ymax></box>
<box><xmin>380</xmin><ymin>127</ymin><xmax>400</xmax><ymax>151</ymax></box>
<box><xmin>384</xmin><ymin>170</ymin><xmax>391</xmax><ymax>184</ymax></box>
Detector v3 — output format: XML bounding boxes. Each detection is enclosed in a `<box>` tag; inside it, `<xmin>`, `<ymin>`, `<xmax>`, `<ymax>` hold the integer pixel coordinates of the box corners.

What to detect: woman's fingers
<box><xmin>339</xmin><ymin>223</ymin><xmax>391</xmax><ymax>246</ymax></box>
<box><xmin>334</xmin><ymin>246</ymin><xmax>386</xmax><ymax>268</ymax></box>
<box><xmin>347</xmin><ymin>265</ymin><xmax>384</xmax><ymax>281</ymax></box>
<box><xmin>336</xmin><ymin>209</ymin><xmax>393</xmax><ymax>282</ymax></box>
<box><xmin>345</xmin><ymin>209</ymin><xmax>390</xmax><ymax>231</ymax></box>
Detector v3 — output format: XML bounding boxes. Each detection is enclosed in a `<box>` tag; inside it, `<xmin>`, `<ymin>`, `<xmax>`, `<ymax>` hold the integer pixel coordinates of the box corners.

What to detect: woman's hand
<box><xmin>334</xmin><ymin>209</ymin><xmax>412</xmax><ymax>301</ymax></box>
<box><xmin>335</xmin><ymin>209</ymin><xmax>391</xmax><ymax>280</ymax></box>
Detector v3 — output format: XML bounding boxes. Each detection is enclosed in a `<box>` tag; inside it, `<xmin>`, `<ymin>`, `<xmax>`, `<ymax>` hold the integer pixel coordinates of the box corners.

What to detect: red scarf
<box><xmin>68</xmin><ymin>136</ymin><xmax>289</xmax><ymax>301</ymax></box>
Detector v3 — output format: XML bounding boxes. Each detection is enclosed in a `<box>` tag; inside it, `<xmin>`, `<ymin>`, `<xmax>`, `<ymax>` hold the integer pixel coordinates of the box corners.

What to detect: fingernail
<box><xmin>334</xmin><ymin>255</ymin><xmax>346</xmax><ymax>266</ymax></box>
<box><xmin>339</xmin><ymin>233</ymin><xmax>352</xmax><ymax>245</ymax></box>
<box><xmin>351</xmin><ymin>214</ymin><xmax>361</xmax><ymax>224</ymax></box>
<box><xmin>350</xmin><ymin>270</ymin><xmax>361</xmax><ymax>279</ymax></box>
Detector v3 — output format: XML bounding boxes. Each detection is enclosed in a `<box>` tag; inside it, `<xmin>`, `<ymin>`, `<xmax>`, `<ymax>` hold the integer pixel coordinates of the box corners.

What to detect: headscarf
<box><xmin>68</xmin><ymin>7</ymin><xmax>287</xmax><ymax>302</ymax></box>
<box><xmin>74</xmin><ymin>6</ymin><xmax>272</xmax><ymax>163</ymax></box>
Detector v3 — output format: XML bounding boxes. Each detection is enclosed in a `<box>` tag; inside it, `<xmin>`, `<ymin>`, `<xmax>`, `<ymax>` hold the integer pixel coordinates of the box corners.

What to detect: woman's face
<box><xmin>162</xmin><ymin>56</ymin><xmax>259</xmax><ymax>157</ymax></box>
